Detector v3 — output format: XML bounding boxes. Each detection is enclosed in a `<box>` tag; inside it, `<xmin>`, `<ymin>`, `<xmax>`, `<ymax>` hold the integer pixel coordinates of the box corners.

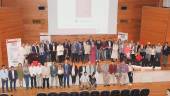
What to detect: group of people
<box><xmin>0</xmin><ymin>58</ymin><xmax>134</xmax><ymax>93</ymax></box>
<box><xmin>20</xmin><ymin>38</ymin><xmax>170</xmax><ymax>68</ymax></box>
<box><xmin>1</xmin><ymin>38</ymin><xmax>170</xmax><ymax>93</ymax></box>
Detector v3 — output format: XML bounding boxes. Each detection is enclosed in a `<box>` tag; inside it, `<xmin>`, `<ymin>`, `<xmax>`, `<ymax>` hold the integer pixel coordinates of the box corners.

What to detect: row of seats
<box><xmin>36</xmin><ymin>89</ymin><xmax>150</xmax><ymax>96</ymax></box>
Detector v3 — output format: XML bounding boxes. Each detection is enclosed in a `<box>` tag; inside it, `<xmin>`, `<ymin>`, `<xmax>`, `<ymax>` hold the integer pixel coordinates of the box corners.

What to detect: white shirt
<box><xmin>84</xmin><ymin>44</ymin><xmax>91</xmax><ymax>54</ymax></box>
<box><xmin>155</xmin><ymin>46</ymin><xmax>162</xmax><ymax>53</ymax></box>
<box><xmin>72</xmin><ymin>66</ymin><xmax>75</xmax><ymax>76</ymax></box>
<box><xmin>57</xmin><ymin>45</ymin><xmax>64</xmax><ymax>56</ymax></box>
<box><xmin>25</xmin><ymin>45</ymin><xmax>31</xmax><ymax>55</ymax></box>
<box><xmin>41</xmin><ymin>66</ymin><xmax>50</xmax><ymax>78</ymax></box>
<box><xmin>80</xmin><ymin>75</ymin><xmax>89</xmax><ymax>83</ymax></box>
<box><xmin>128</xmin><ymin>65</ymin><xmax>133</xmax><ymax>72</ymax></box>
<box><xmin>150</xmin><ymin>48</ymin><xmax>156</xmax><ymax>55</ymax></box>
<box><xmin>0</xmin><ymin>69</ymin><xmax>8</xmax><ymax>79</ymax></box>
<box><xmin>58</xmin><ymin>69</ymin><xmax>64</xmax><ymax>75</ymax></box>
<box><xmin>12</xmin><ymin>70</ymin><xmax>15</xmax><ymax>79</ymax></box>
<box><xmin>29</xmin><ymin>66</ymin><xmax>36</xmax><ymax>77</ymax></box>
<box><xmin>35</xmin><ymin>66</ymin><xmax>42</xmax><ymax>75</ymax></box>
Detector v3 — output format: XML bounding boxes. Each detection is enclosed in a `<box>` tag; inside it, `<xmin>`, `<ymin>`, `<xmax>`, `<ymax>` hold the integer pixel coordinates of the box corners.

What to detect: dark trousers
<box><xmin>71</xmin><ymin>75</ymin><xmax>76</xmax><ymax>84</ymax></box>
<box><xmin>24</xmin><ymin>74</ymin><xmax>30</xmax><ymax>89</ymax></box>
<box><xmin>58</xmin><ymin>74</ymin><xmax>63</xmax><ymax>87</ymax></box>
<box><xmin>79</xmin><ymin>73</ymin><xmax>82</xmax><ymax>85</ymax></box>
<box><xmin>64</xmin><ymin>75</ymin><xmax>69</xmax><ymax>87</ymax></box>
<box><xmin>10</xmin><ymin>79</ymin><xmax>16</xmax><ymax>90</ymax></box>
<box><xmin>155</xmin><ymin>53</ymin><xmax>161</xmax><ymax>66</ymax></box>
<box><xmin>72</xmin><ymin>53</ymin><xmax>78</xmax><ymax>62</ymax></box>
<box><xmin>58</xmin><ymin>55</ymin><xmax>64</xmax><ymax>63</ymax></box>
<box><xmin>128</xmin><ymin>72</ymin><xmax>133</xmax><ymax>83</ymax></box>
<box><xmin>78</xmin><ymin>55</ymin><xmax>83</xmax><ymax>62</ymax></box>
<box><xmin>1</xmin><ymin>79</ymin><xmax>8</xmax><ymax>92</ymax></box>
<box><xmin>31</xmin><ymin>76</ymin><xmax>37</xmax><ymax>88</ymax></box>
<box><xmin>51</xmin><ymin>51</ymin><xmax>56</xmax><ymax>62</ymax></box>
<box><xmin>119</xmin><ymin>53</ymin><xmax>124</xmax><ymax>61</ymax></box>
<box><xmin>43</xmin><ymin>78</ymin><xmax>49</xmax><ymax>88</ymax></box>
<box><xmin>150</xmin><ymin>55</ymin><xmax>155</xmax><ymax>68</ymax></box>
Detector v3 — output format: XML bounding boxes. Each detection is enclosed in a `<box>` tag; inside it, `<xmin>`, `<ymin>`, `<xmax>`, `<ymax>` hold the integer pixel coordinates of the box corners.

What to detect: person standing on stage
<box><xmin>42</xmin><ymin>62</ymin><xmax>50</xmax><ymax>89</ymax></box>
<box><xmin>155</xmin><ymin>43</ymin><xmax>162</xmax><ymax>67</ymax></box>
<box><xmin>8</xmin><ymin>66</ymin><xmax>18</xmax><ymax>91</ymax></box>
<box><xmin>57</xmin><ymin>43</ymin><xmax>64</xmax><ymax>63</ymax></box>
<box><xmin>111</xmin><ymin>42</ymin><xmax>119</xmax><ymax>62</ymax></box>
<box><xmin>120</xmin><ymin>60</ymin><xmax>129</xmax><ymax>85</ymax></box>
<box><xmin>71</xmin><ymin>62</ymin><xmax>78</xmax><ymax>86</ymax></box>
<box><xmin>29</xmin><ymin>63</ymin><xmax>37</xmax><ymax>88</ymax></box>
<box><xmin>90</xmin><ymin>42</ymin><xmax>96</xmax><ymax>65</ymax></box>
<box><xmin>23</xmin><ymin>64</ymin><xmax>30</xmax><ymax>90</ymax></box>
<box><xmin>109</xmin><ymin>61</ymin><xmax>117</xmax><ymax>85</ymax></box>
<box><xmin>0</xmin><ymin>65</ymin><xmax>9</xmax><ymax>93</ymax></box>
<box><xmin>58</xmin><ymin>64</ymin><xmax>64</xmax><ymax>88</ymax></box>
<box><xmin>50</xmin><ymin>62</ymin><xmax>58</xmax><ymax>88</ymax></box>
<box><xmin>63</xmin><ymin>59</ymin><xmax>71</xmax><ymax>88</ymax></box>
<box><xmin>128</xmin><ymin>63</ymin><xmax>134</xmax><ymax>86</ymax></box>
<box><xmin>35</xmin><ymin>63</ymin><xmax>43</xmax><ymax>88</ymax></box>
<box><xmin>17</xmin><ymin>63</ymin><xmax>24</xmax><ymax>87</ymax></box>
<box><xmin>162</xmin><ymin>42</ymin><xmax>170</xmax><ymax>67</ymax></box>
<box><xmin>102</xmin><ymin>63</ymin><xmax>110</xmax><ymax>86</ymax></box>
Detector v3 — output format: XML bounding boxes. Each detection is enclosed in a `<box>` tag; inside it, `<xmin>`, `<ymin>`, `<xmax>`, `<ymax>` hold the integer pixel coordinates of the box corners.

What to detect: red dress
<box><xmin>90</xmin><ymin>46</ymin><xmax>96</xmax><ymax>64</ymax></box>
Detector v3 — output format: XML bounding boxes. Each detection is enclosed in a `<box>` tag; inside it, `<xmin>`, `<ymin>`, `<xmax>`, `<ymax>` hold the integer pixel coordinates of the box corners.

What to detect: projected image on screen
<box><xmin>48</xmin><ymin>0</ymin><xmax>118</xmax><ymax>35</ymax></box>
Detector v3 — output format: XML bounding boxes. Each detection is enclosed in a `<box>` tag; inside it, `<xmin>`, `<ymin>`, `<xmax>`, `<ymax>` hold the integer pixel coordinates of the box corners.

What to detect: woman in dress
<box><xmin>17</xmin><ymin>63</ymin><xmax>24</xmax><ymax>87</ymax></box>
<box><xmin>90</xmin><ymin>42</ymin><xmax>96</xmax><ymax>65</ymax></box>
<box><xmin>58</xmin><ymin>64</ymin><xmax>64</xmax><ymax>88</ymax></box>
<box><xmin>111</xmin><ymin>42</ymin><xmax>119</xmax><ymax>61</ymax></box>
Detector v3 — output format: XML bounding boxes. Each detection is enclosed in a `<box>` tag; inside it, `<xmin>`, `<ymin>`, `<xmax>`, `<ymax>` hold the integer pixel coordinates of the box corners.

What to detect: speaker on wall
<box><xmin>38</xmin><ymin>5</ymin><xmax>45</xmax><ymax>10</ymax></box>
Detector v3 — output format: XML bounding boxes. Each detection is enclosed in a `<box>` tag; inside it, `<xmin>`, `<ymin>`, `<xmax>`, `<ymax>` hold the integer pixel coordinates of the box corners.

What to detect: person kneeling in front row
<box><xmin>80</xmin><ymin>72</ymin><xmax>90</xmax><ymax>90</ymax></box>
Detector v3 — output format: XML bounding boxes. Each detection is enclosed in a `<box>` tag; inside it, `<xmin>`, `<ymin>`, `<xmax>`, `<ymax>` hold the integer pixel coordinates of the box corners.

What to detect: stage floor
<box><xmin>1</xmin><ymin>82</ymin><xmax>170</xmax><ymax>96</ymax></box>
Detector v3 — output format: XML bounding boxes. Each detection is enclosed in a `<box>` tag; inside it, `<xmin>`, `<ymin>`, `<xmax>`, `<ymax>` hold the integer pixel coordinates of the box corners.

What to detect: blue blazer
<box><xmin>63</xmin><ymin>64</ymin><xmax>71</xmax><ymax>75</ymax></box>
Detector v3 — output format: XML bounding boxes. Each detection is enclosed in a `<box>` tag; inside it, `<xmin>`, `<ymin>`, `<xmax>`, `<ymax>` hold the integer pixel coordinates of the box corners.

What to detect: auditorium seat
<box><xmin>0</xmin><ymin>94</ymin><xmax>8</xmax><ymax>96</ymax></box>
<box><xmin>70</xmin><ymin>92</ymin><xmax>79</xmax><ymax>96</ymax></box>
<box><xmin>121</xmin><ymin>89</ymin><xmax>130</xmax><ymax>96</ymax></box>
<box><xmin>90</xmin><ymin>91</ymin><xmax>100</xmax><ymax>96</ymax></box>
<box><xmin>110</xmin><ymin>90</ymin><xmax>120</xmax><ymax>96</ymax></box>
<box><xmin>130</xmin><ymin>89</ymin><xmax>140</xmax><ymax>96</ymax></box>
<box><xmin>140</xmin><ymin>89</ymin><xmax>150</xmax><ymax>96</ymax></box>
<box><xmin>59</xmin><ymin>92</ymin><xmax>69</xmax><ymax>96</ymax></box>
<box><xmin>48</xmin><ymin>92</ymin><xmax>58</xmax><ymax>96</ymax></box>
<box><xmin>37</xmin><ymin>93</ymin><xmax>47</xmax><ymax>96</ymax></box>
<box><xmin>79</xmin><ymin>91</ymin><xmax>90</xmax><ymax>96</ymax></box>
<box><xmin>101</xmin><ymin>91</ymin><xmax>110</xmax><ymax>96</ymax></box>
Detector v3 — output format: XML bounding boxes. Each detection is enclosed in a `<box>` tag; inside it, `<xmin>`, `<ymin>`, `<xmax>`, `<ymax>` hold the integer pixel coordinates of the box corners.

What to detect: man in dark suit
<box><xmin>63</xmin><ymin>59</ymin><xmax>71</xmax><ymax>88</ymax></box>
<box><xmin>8</xmin><ymin>66</ymin><xmax>18</xmax><ymax>91</ymax></box>
<box><xmin>162</xmin><ymin>42</ymin><xmax>170</xmax><ymax>67</ymax></box>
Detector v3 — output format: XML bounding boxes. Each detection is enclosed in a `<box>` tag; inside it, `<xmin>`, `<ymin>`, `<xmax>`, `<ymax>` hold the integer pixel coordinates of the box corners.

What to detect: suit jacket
<box><xmin>36</xmin><ymin>45</ymin><xmax>40</xmax><ymax>53</ymax></box>
<box><xmin>32</xmin><ymin>46</ymin><xmax>36</xmax><ymax>53</ymax></box>
<box><xmin>44</xmin><ymin>43</ymin><xmax>48</xmax><ymax>52</ymax></box>
<box><xmin>49</xmin><ymin>43</ymin><xmax>53</xmax><ymax>52</ymax></box>
<box><xmin>8</xmin><ymin>70</ymin><xmax>18</xmax><ymax>80</ymax></box>
<box><xmin>50</xmin><ymin>65</ymin><xmax>58</xmax><ymax>77</ymax></box>
<box><xmin>63</xmin><ymin>64</ymin><xmax>71</xmax><ymax>75</ymax></box>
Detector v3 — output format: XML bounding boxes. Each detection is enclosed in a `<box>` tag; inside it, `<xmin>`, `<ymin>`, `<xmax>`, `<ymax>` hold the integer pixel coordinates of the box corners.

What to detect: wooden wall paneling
<box><xmin>118</xmin><ymin>0</ymin><xmax>160</xmax><ymax>41</ymax></box>
<box><xmin>0</xmin><ymin>8</ymin><xmax>24</xmax><ymax>65</ymax></box>
<box><xmin>140</xmin><ymin>6</ymin><xmax>169</xmax><ymax>44</ymax></box>
<box><xmin>0</xmin><ymin>42</ymin><xmax>2</xmax><ymax>67</ymax></box>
